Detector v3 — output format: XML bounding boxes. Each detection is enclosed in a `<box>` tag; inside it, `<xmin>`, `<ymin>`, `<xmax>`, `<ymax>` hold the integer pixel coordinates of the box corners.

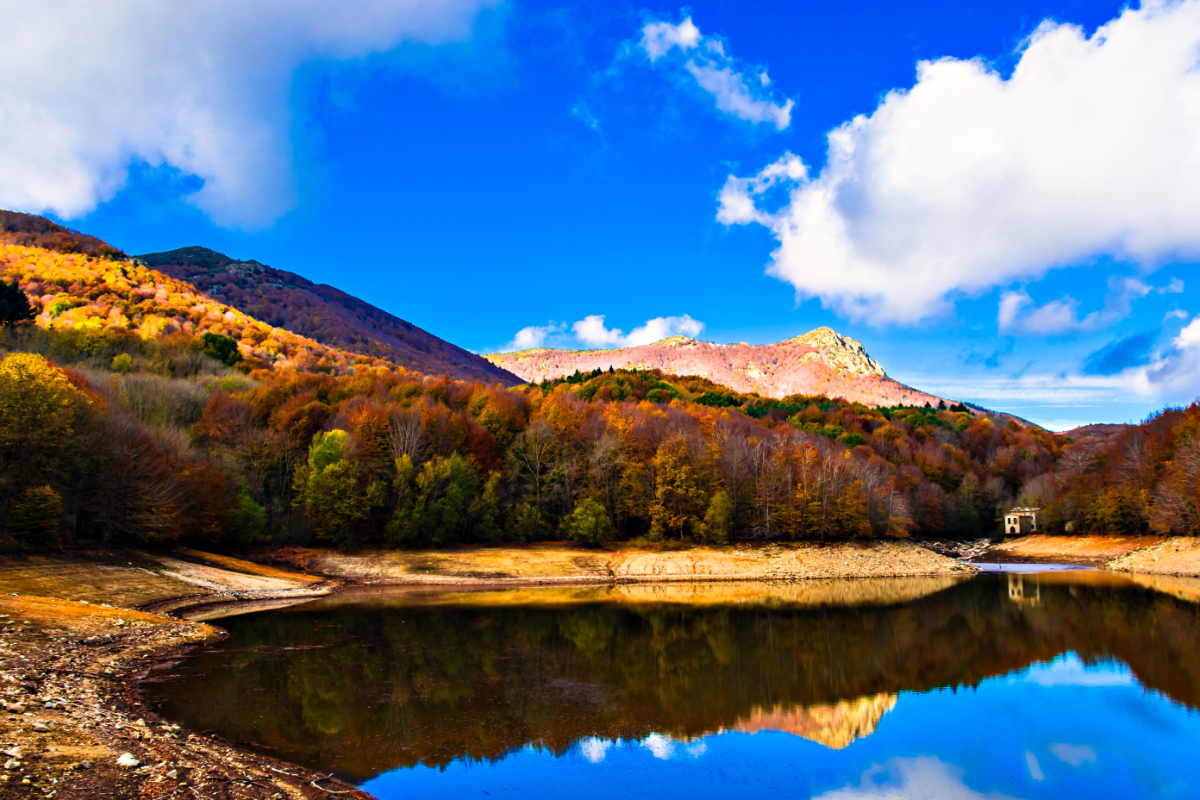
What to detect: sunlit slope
<box><xmin>0</xmin><ymin>211</ymin><xmax>469</xmax><ymax>379</ymax></box>
<box><xmin>487</xmin><ymin>327</ymin><xmax>948</xmax><ymax>407</ymax></box>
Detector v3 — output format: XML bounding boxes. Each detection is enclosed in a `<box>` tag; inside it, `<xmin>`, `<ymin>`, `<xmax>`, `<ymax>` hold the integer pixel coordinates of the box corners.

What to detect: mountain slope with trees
<box><xmin>139</xmin><ymin>246</ymin><xmax>519</xmax><ymax>386</ymax></box>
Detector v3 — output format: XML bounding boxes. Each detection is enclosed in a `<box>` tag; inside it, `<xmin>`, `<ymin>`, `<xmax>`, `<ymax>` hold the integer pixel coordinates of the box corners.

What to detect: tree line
<box><xmin>1</xmin><ymin>319</ymin><xmax>1079</xmax><ymax>549</ymax></box>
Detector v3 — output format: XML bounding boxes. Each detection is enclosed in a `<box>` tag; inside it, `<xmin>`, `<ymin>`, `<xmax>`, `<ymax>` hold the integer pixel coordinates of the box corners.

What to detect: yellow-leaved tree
<box><xmin>0</xmin><ymin>353</ymin><xmax>96</xmax><ymax>545</ymax></box>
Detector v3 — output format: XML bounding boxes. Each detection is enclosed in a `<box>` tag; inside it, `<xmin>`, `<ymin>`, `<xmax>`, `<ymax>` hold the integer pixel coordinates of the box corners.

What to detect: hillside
<box><xmin>486</xmin><ymin>327</ymin><xmax>947</xmax><ymax>407</ymax></box>
<box><xmin>0</xmin><ymin>233</ymin><xmax>398</xmax><ymax>377</ymax></box>
<box><xmin>1063</xmin><ymin>423</ymin><xmax>1130</xmax><ymax>450</ymax></box>
<box><xmin>139</xmin><ymin>246</ymin><xmax>519</xmax><ymax>386</ymax></box>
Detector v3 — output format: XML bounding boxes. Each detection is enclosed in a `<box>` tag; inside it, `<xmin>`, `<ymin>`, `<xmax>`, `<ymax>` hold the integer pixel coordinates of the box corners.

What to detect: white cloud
<box><xmin>906</xmin><ymin>371</ymin><xmax>1131</xmax><ymax>408</ymax></box>
<box><xmin>1024</xmin><ymin>751</ymin><xmax>1045</xmax><ymax>782</ymax></box>
<box><xmin>1130</xmin><ymin>315</ymin><xmax>1200</xmax><ymax>398</ymax></box>
<box><xmin>573</xmin><ymin>313</ymin><xmax>704</xmax><ymax>348</ymax></box>
<box><xmin>1049</xmin><ymin>743</ymin><xmax>1097</xmax><ymax>768</ymax></box>
<box><xmin>719</xmin><ymin>1</ymin><xmax>1200</xmax><ymax>323</ymax></box>
<box><xmin>640</xmin><ymin>18</ymin><xmax>701</xmax><ymax>60</ymax></box>
<box><xmin>638</xmin><ymin>16</ymin><xmax>792</xmax><ymax>129</ymax></box>
<box><xmin>571</xmin><ymin>101</ymin><xmax>600</xmax><ymax>131</ymax></box>
<box><xmin>0</xmin><ymin>0</ymin><xmax>496</xmax><ymax>228</ymax></box>
<box><xmin>504</xmin><ymin>322</ymin><xmax>566</xmax><ymax>351</ymax></box>
<box><xmin>813</xmin><ymin>757</ymin><xmax>1020</xmax><ymax>800</ymax></box>
<box><xmin>498</xmin><ymin>314</ymin><xmax>704</xmax><ymax>352</ymax></box>
<box><xmin>997</xmin><ymin>277</ymin><xmax>1172</xmax><ymax>335</ymax></box>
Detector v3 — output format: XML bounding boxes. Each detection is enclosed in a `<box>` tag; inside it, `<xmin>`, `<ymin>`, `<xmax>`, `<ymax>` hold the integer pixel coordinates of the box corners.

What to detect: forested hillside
<box><xmin>140</xmin><ymin>246</ymin><xmax>519</xmax><ymax>385</ymax></box>
<box><xmin>0</xmin><ymin>315</ymin><xmax>1070</xmax><ymax>549</ymax></box>
<box><xmin>0</xmin><ymin>213</ymin><xmax>420</xmax><ymax>376</ymax></box>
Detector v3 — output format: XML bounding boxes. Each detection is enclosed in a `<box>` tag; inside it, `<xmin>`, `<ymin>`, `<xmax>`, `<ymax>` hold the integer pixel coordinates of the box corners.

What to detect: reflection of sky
<box><xmin>361</xmin><ymin>652</ymin><xmax>1200</xmax><ymax>800</ymax></box>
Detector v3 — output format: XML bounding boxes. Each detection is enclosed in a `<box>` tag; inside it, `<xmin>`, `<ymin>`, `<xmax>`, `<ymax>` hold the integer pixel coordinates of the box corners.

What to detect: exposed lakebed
<box><xmin>142</xmin><ymin>572</ymin><xmax>1200</xmax><ymax>799</ymax></box>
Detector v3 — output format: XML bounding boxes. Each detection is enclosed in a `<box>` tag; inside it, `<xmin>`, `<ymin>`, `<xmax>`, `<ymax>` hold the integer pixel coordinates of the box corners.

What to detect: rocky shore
<box><xmin>0</xmin><ymin>592</ymin><xmax>370</xmax><ymax>800</ymax></box>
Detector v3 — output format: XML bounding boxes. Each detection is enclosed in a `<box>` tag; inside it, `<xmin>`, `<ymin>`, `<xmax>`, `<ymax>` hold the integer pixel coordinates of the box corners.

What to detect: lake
<box><xmin>141</xmin><ymin>570</ymin><xmax>1200</xmax><ymax>799</ymax></box>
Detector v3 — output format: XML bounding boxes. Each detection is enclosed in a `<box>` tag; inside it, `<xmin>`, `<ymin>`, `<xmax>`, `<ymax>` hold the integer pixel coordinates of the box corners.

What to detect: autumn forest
<box><xmin>1</xmin><ymin>211</ymin><xmax>1198</xmax><ymax>551</ymax></box>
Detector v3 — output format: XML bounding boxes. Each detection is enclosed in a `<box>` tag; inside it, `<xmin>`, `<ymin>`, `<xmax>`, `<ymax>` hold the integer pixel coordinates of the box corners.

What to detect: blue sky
<box><xmin>5</xmin><ymin>0</ymin><xmax>1200</xmax><ymax>429</ymax></box>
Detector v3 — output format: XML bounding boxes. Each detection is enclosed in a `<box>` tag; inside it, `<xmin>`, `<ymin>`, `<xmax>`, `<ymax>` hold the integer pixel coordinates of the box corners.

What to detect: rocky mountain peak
<box><xmin>787</xmin><ymin>327</ymin><xmax>886</xmax><ymax>377</ymax></box>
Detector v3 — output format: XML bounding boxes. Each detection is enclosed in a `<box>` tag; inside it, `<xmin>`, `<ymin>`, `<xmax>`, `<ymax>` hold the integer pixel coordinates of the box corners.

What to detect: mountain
<box><xmin>0</xmin><ymin>212</ymin><xmax>517</xmax><ymax>384</ymax></box>
<box><xmin>486</xmin><ymin>327</ymin><xmax>948</xmax><ymax>407</ymax></box>
<box><xmin>138</xmin><ymin>246</ymin><xmax>519</xmax><ymax>385</ymax></box>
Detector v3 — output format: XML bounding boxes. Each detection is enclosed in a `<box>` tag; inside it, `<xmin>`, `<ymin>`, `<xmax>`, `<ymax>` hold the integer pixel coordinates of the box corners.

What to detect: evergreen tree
<box><xmin>0</xmin><ymin>280</ymin><xmax>35</xmax><ymax>328</ymax></box>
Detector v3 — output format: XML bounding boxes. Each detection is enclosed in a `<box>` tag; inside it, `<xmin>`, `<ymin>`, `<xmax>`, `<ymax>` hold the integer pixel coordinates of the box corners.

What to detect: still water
<box><xmin>143</xmin><ymin>571</ymin><xmax>1200</xmax><ymax>799</ymax></box>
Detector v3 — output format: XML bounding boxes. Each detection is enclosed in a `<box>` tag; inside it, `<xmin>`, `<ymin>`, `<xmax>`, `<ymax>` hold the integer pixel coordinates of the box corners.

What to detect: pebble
<box><xmin>3</xmin><ymin>759</ymin><xmax>19</xmax><ymax>770</ymax></box>
<box><xmin>116</xmin><ymin>753</ymin><xmax>140</xmax><ymax>768</ymax></box>
<box><xmin>32</xmin><ymin>722</ymin><xmax>49</xmax><ymax>732</ymax></box>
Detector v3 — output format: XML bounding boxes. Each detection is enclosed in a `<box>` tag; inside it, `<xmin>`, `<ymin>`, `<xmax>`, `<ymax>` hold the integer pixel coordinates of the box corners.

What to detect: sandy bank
<box><xmin>987</xmin><ymin>534</ymin><xmax>1200</xmax><ymax>576</ymax></box>
<box><xmin>295</xmin><ymin>540</ymin><xmax>973</xmax><ymax>585</ymax></box>
<box><xmin>0</xmin><ymin>548</ymin><xmax>334</xmax><ymax>619</ymax></box>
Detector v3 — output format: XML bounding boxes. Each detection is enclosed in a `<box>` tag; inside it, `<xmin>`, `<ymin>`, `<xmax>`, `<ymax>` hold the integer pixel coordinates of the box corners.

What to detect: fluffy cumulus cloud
<box><xmin>719</xmin><ymin>1</ymin><xmax>1200</xmax><ymax>323</ymax></box>
<box><xmin>638</xmin><ymin>16</ymin><xmax>792</xmax><ymax>129</ymax></box>
<box><xmin>499</xmin><ymin>313</ymin><xmax>704</xmax><ymax>352</ymax></box>
<box><xmin>503</xmin><ymin>321</ymin><xmax>566</xmax><ymax>351</ymax></box>
<box><xmin>0</xmin><ymin>0</ymin><xmax>496</xmax><ymax>228</ymax></box>
<box><xmin>573</xmin><ymin>313</ymin><xmax>704</xmax><ymax>348</ymax></box>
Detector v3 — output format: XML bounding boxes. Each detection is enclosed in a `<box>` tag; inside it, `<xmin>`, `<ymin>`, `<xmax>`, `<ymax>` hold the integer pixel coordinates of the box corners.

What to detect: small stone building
<box><xmin>1004</xmin><ymin>507</ymin><xmax>1042</xmax><ymax>535</ymax></box>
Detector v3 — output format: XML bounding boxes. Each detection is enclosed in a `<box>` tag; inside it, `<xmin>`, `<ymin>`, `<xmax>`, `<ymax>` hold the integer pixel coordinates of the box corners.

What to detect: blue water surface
<box><xmin>363</xmin><ymin>654</ymin><xmax>1200</xmax><ymax>800</ymax></box>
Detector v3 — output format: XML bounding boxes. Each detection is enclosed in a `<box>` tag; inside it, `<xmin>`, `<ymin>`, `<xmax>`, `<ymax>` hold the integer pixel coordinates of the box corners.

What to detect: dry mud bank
<box><xmin>0</xmin><ymin>551</ymin><xmax>362</xmax><ymax>799</ymax></box>
<box><xmin>989</xmin><ymin>534</ymin><xmax>1200</xmax><ymax>576</ymax></box>
<box><xmin>296</xmin><ymin>540</ymin><xmax>974</xmax><ymax>585</ymax></box>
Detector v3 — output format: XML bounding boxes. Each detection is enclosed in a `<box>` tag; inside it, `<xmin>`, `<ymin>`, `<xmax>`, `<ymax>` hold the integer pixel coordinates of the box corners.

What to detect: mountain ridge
<box><xmin>487</xmin><ymin>327</ymin><xmax>945</xmax><ymax>407</ymax></box>
<box><xmin>138</xmin><ymin>246</ymin><xmax>520</xmax><ymax>385</ymax></box>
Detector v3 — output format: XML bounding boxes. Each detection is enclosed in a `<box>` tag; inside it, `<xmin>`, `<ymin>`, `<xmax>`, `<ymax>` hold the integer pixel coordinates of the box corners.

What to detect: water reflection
<box><xmin>142</xmin><ymin>572</ymin><xmax>1200</xmax><ymax>797</ymax></box>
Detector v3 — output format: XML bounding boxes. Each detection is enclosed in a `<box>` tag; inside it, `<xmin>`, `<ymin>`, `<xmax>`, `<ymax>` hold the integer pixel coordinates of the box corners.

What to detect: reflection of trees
<box><xmin>144</xmin><ymin>577</ymin><xmax>1200</xmax><ymax>782</ymax></box>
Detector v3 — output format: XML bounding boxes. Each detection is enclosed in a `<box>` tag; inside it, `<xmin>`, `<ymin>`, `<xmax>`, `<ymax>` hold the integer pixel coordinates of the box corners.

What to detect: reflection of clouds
<box><xmin>1020</xmin><ymin>654</ymin><xmax>1133</xmax><ymax>688</ymax></box>
<box><xmin>1050</xmin><ymin>743</ymin><xmax>1097</xmax><ymax>767</ymax></box>
<box><xmin>813</xmin><ymin>757</ymin><xmax>1022</xmax><ymax>800</ymax></box>
<box><xmin>636</xmin><ymin>734</ymin><xmax>709</xmax><ymax>761</ymax></box>
<box><xmin>1024</xmin><ymin>752</ymin><xmax>1044</xmax><ymax>781</ymax></box>
<box><xmin>578</xmin><ymin>738</ymin><xmax>612</xmax><ymax>763</ymax></box>
<box><xmin>641</xmin><ymin>734</ymin><xmax>675</xmax><ymax>760</ymax></box>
